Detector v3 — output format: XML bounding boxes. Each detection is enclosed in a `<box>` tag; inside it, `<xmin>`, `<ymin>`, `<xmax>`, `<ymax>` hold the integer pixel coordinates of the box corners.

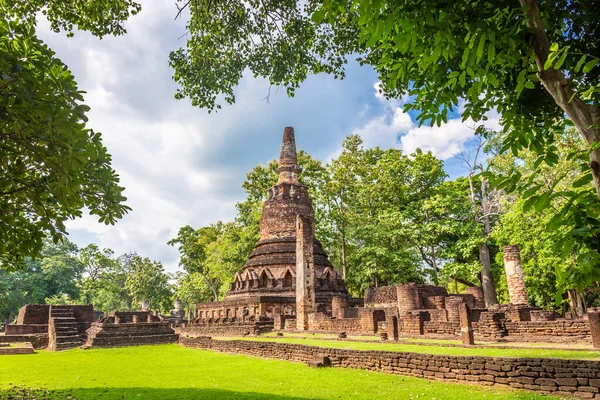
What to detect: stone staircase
<box><xmin>48</xmin><ymin>306</ymin><xmax>81</xmax><ymax>351</ymax></box>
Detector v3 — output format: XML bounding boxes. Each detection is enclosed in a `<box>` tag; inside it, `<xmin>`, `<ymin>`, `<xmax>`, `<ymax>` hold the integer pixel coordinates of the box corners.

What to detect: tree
<box><xmin>0</xmin><ymin>237</ymin><xmax>83</xmax><ymax>325</ymax></box>
<box><xmin>77</xmin><ymin>245</ymin><xmax>133</xmax><ymax>313</ymax></box>
<box><xmin>171</xmin><ymin>1</ymin><xmax>600</xmax><ymax>284</ymax></box>
<box><xmin>124</xmin><ymin>255</ymin><xmax>172</xmax><ymax>313</ymax></box>
<box><xmin>173</xmin><ymin>271</ymin><xmax>212</xmax><ymax>321</ymax></box>
<box><xmin>0</xmin><ymin>1</ymin><xmax>140</xmax><ymax>270</ymax></box>
<box><xmin>169</xmin><ymin>225</ymin><xmax>222</xmax><ymax>301</ymax></box>
<box><xmin>457</xmin><ymin>137</ymin><xmax>502</xmax><ymax>306</ymax></box>
<box><xmin>172</xmin><ymin>0</ymin><xmax>598</xmax><ymax>199</ymax></box>
<box><xmin>490</xmin><ymin>128</ymin><xmax>600</xmax><ymax>308</ymax></box>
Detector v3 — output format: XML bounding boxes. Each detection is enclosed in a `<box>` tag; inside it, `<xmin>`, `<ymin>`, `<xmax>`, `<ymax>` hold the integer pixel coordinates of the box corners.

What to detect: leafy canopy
<box><xmin>0</xmin><ymin>0</ymin><xmax>141</xmax><ymax>270</ymax></box>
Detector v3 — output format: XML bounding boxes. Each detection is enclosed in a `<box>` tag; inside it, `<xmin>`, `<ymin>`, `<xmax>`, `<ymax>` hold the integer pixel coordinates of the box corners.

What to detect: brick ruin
<box><xmin>189</xmin><ymin>127</ymin><xmax>349</xmax><ymax>335</ymax></box>
<box><xmin>1</xmin><ymin>304</ymin><xmax>94</xmax><ymax>350</ymax></box>
<box><xmin>181</xmin><ymin>127</ymin><xmax>599</xmax><ymax>347</ymax></box>
<box><xmin>83</xmin><ymin>311</ymin><xmax>178</xmax><ymax>348</ymax></box>
<box><xmin>1</xmin><ymin>304</ymin><xmax>179</xmax><ymax>350</ymax></box>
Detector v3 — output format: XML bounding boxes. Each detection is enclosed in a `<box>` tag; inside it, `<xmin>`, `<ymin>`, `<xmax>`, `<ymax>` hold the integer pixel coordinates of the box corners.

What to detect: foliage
<box><xmin>124</xmin><ymin>255</ymin><xmax>172</xmax><ymax>313</ymax></box>
<box><xmin>172</xmin><ymin>271</ymin><xmax>212</xmax><ymax>318</ymax></box>
<box><xmin>0</xmin><ymin>238</ymin><xmax>83</xmax><ymax>324</ymax></box>
<box><xmin>172</xmin><ymin>137</ymin><xmax>483</xmax><ymax>297</ymax></box>
<box><xmin>171</xmin><ymin>0</ymin><xmax>600</xmax><ymax>287</ymax></box>
<box><xmin>171</xmin><ymin>0</ymin><xmax>599</xmax><ymax>150</ymax></box>
<box><xmin>0</xmin><ymin>0</ymin><xmax>140</xmax><ymax>270</ymax></box>
<box><xmin>490</xmin><ymin>129</ymin><xmax>600</xmax><ymax>304</ymax></box>
<box><xmin>77</xmin><ymin>245</ymin><xmax>133</xmax><ymax>314</ymax></box>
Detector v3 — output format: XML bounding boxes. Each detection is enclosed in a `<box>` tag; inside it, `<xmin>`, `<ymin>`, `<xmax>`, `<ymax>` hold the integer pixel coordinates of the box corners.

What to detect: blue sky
<box><xmin>36</xmin><ymin>1</ymin><xmax>501</xmax><ymax>272</ymax></box>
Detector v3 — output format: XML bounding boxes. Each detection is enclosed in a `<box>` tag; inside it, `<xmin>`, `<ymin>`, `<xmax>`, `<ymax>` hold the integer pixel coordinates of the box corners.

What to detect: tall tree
<box><xmin>0</xmin><ymin>1</ymin><xmax>139</xmax><ymax>270</ymax></box>
<box><xmin>0</xmin><ymin>237</ymin><xmax>83</xmax><ymax>325</ymax></box>
<box><xmin>77</xmin><ymin>245</ymin><xmax>133</xmax><ymax>313</ymax></box>
<box><xmin>490</xmin><ymin>128</ymin><xmax>599</xmax><ymax>306</ymax></box>
<box><xmin>125</xmin><ymin>255</ymin><xmax>172</xmax><ymax>313</ymax></box>
<box><xmin>458</xmin><ymin>138</ymin><xmax>501</xmax><ymax>306</ymax></box>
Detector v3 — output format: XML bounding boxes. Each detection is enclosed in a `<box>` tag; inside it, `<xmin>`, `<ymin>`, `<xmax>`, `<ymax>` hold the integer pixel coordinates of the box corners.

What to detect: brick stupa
<box><xmin>196</xmin><ymin>127</ymin><xmax>348</xmax><ymax>322</ymax></box>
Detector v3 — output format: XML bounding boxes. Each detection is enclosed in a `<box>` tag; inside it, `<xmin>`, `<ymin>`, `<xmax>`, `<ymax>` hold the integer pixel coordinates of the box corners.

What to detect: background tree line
<box><xmin>0</xmin><ymin>240</ymin><xmax>173</xmax><ymax>328</ymax></box>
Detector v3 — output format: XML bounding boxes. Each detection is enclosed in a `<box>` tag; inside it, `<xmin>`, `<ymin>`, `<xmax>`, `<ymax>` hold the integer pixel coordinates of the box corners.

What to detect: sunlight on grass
<box><xmin>225</xmin><ymin>336</ymin><xmax>600</xmax><ymax>360</ymax></box>
<box><xmin>0</xmin><ymin>344</ymin><xmax>559</xmax><ymax>399</ymax></box>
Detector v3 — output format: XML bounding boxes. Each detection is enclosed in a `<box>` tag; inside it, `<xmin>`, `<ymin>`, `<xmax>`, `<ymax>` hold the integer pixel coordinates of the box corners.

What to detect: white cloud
<box><xmin>346</xmin><ymin>81</ymin><xmax>502</xmax><ymax>160</ymax></box>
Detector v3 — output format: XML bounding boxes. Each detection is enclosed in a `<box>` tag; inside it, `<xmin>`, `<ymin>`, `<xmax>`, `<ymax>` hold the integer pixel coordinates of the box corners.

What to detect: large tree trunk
<box><xmin>520</xmin><ymin>0</ymin><xmax>600</xmax><ymax>201</ymax></box>
<box><xmin>341</xmin><ymin>229</ymin><xmax>347</xmax><ymax>280</ymax></box>
<box><xmin>479</xmin><ymin>243</ymin><xmax>498</xmax><ymax>306</ymax></box>
<box><xmin>431</xmin><ymin>245</ymin><xmax>439</xmax><ymax>285</ymax></box>
<box><xmin>567</xmin><ymin>289</ymin><xmax>586</xmax><ymax>317</ymax></box>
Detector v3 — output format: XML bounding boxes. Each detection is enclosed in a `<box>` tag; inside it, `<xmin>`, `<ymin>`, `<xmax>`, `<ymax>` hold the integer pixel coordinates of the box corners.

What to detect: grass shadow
<box><xmin>0</xmin><ymin>386</ymin><xmax>323</xmax><ymax>400</ymax></box>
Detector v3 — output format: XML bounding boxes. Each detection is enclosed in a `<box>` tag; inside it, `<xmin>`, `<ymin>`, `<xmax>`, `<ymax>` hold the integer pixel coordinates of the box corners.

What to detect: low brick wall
<box><xmin>179</xmin><ymin>322</ymin><xmax>272</xmax><ymax>337</ymax></box>
<box><xmin>0</xmin><ymin>334</ymin><xmax>48</xmax><ymax>349</ymax></box>
<box><xmin>180</xmin><ymin>337</ymin><xmax>600</xmax><ymax>398</ymax></box>
<box><xmin>5</xmin><ymin>324</ymin><xmax>48</xmax><ymax>335</ymax></box>
<box><xmin>505</xmin><ymin>320</ymin><xmax>590</xmax><ymax>337</ymax></box>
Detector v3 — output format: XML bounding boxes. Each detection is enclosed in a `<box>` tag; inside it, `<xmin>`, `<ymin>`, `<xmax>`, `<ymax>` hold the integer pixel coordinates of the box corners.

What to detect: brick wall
<box><xmin>307</xmin><ymin>309</ymin><xmax>377</xmax><ymax>333</ymax></box>
<box><xmin>364</xmin><ymin>286</ymin><xmax>397</xmax><ymax>306</ymax></box>
<box><xmin>180</xmin><ymin>322</ymin><xmax>273</xmax><ymax>337</ymax></box>
<box><xmin>180</xmin><ymin>337</ymin><xmax>600</xmax><ymax>398</ymax></box>
<box><xmin>0</xmin><ymin>333</ymin><xmax>48</xmax><ymax>349</ymax></box>
<box><xmin>4</xmin><ymin>324</ymin><xmax>48</xmax><ymax>335</ymax></box>
<box><xmin>504</xmin><ymin>320</ymin><xmax>590</xmax><ymax>338</ymax></box>
<box><xmin>16</xmin><ymin>305</ymin><xmax>50</xmax><ymax>325</ymax></box>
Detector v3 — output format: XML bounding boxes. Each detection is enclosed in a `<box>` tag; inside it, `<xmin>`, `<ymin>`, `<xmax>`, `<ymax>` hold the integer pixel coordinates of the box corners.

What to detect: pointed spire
<box><xmin>277</xmin><ymin>127</ymin><xmax>302</xmax><ymax>184</ymax></box>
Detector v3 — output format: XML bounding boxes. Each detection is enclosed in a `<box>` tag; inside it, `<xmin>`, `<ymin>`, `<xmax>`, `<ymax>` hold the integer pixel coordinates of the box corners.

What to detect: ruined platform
<box><xmin>83</xmin><ymin>311</ymin><xmax>178</xmax><ymax>348</ymax></box>
<box><xmin>0</xmin><ymin>342</ymin><xmax>34</xmax><ymax>355</ymax></box>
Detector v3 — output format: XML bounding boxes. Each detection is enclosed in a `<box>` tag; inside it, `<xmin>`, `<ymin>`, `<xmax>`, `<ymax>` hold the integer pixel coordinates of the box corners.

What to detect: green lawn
<box><xmin>225</xmin><ymin>336</ymin><xmax>600</xmax><ymax>360</ymax></box>
<box><xmin>0</xmin><ymin>344</ymin><xmax>559</xmax><ymax>399</ymax></box>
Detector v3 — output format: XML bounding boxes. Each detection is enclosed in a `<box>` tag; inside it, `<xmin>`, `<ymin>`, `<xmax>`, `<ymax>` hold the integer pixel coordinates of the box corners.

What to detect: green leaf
<box><xmin>553</xmin><ymin>50</ymin><xmax>568</xmax><ymax>69</ymax></box>
<box><xmin>583</xmin><ymin>58</ymin><xmax>599</xmax><ymax>74</ymax></box>
<box><xmin>572</xmin><ymin>174</ymin><xmax>593</xmax><ymax>188</ymax></box>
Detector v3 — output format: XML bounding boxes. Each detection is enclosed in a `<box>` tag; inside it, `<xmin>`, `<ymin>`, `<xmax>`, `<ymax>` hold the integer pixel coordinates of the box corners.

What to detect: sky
<box><xmin>36</xmin><ymin>1</ymin><xmax>501</xmax><ymax>273</ymax></box>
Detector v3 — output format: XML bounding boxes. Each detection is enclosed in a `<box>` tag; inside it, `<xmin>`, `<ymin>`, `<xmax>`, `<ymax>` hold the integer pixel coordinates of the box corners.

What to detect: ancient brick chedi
<box><xmin>194</xmin><ymin>128</ymin><xmax>347</xmax><ymax>323</ymax></box>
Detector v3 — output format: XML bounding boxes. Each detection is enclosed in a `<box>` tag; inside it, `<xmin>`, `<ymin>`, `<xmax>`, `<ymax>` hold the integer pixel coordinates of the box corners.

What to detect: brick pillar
<box><xmin>589</xmin><ymin>312</ymin><xmax>600</xmax><ymax>349</ymax></box>
<box><xmin>396</xmin><ymin>284</ymin><xmax>422</xmax><ymax>314</ymax></box>
<box><xmin>459</xmin><ymin>303</ymin><xmax>475</xmax><ymax>345</ymax></box>
<box><xmin>296</xmin><ymin>214</ymin><xmax>315</xmax><ymax>331</ymax></box>
<box><xmin>503</xmin><ymin>245</ymin><xmax>529</xmax><ymax>305</ymax></box>
<box><xmin>332</xmin><ymin>296</ymin><xmax>348</xmax><ymax>319</ymax></box>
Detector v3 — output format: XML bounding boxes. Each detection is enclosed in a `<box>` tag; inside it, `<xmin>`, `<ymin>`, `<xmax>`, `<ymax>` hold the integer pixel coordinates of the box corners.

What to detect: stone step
<box><xmin>54</xmin><ymin>324</ymin><xmax>78</xmax><ymax>330</ymax></box>
<box><xmin>55</xmin><ymin>342</ymin><xmax>80</xmax><ymax>351</ymax></box>
<box><xmin>51</xmin><ymin>310</ymin><xmax>74</xmax><ymax>316</ymax></box>
<box><xmin>53</xmin><ymin>319</ymin><xmax>77</xmax><ymax>325</ymax></box>
<box><xmin>55</xmin><ymin>330</ymin><xmax>79</xmax><ymax>337</ymax></box>
<box><xmin>55</xmin><ymin>335</ymin><xmax>81</xmax><ymax>344</ymax></box>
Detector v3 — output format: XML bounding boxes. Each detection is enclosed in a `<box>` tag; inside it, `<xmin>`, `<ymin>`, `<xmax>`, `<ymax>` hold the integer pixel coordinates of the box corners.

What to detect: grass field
<box><xmin>260</xmin><ymin>332</ymin><xmax>594</xmax><ymax>350</ymax></box>
<box><xmin>222</xmin><ymin>336</ymin><xmax>600</xmax><ymax>360</ymax></box>
<box><xmin>0</xmin><ymin>344</ymin><xmax>560</xmax><ymax>399</ymax></box>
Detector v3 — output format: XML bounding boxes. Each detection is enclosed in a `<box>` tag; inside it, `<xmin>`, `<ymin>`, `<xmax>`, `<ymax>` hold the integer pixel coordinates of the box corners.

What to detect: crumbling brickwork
<box><xmin>83</xmin><ymin>311</ymin><xmax>177</xmax><ymax>348</ymax></box>
<box><xmin>503</xmin><ymin>245</ymin><xmax>529</xmax><ymax>305</ymax></box>
<box><xmin>191</xmin><ymin>128</ymin><xmax>347</xmax><ymax>335</ymax></box>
